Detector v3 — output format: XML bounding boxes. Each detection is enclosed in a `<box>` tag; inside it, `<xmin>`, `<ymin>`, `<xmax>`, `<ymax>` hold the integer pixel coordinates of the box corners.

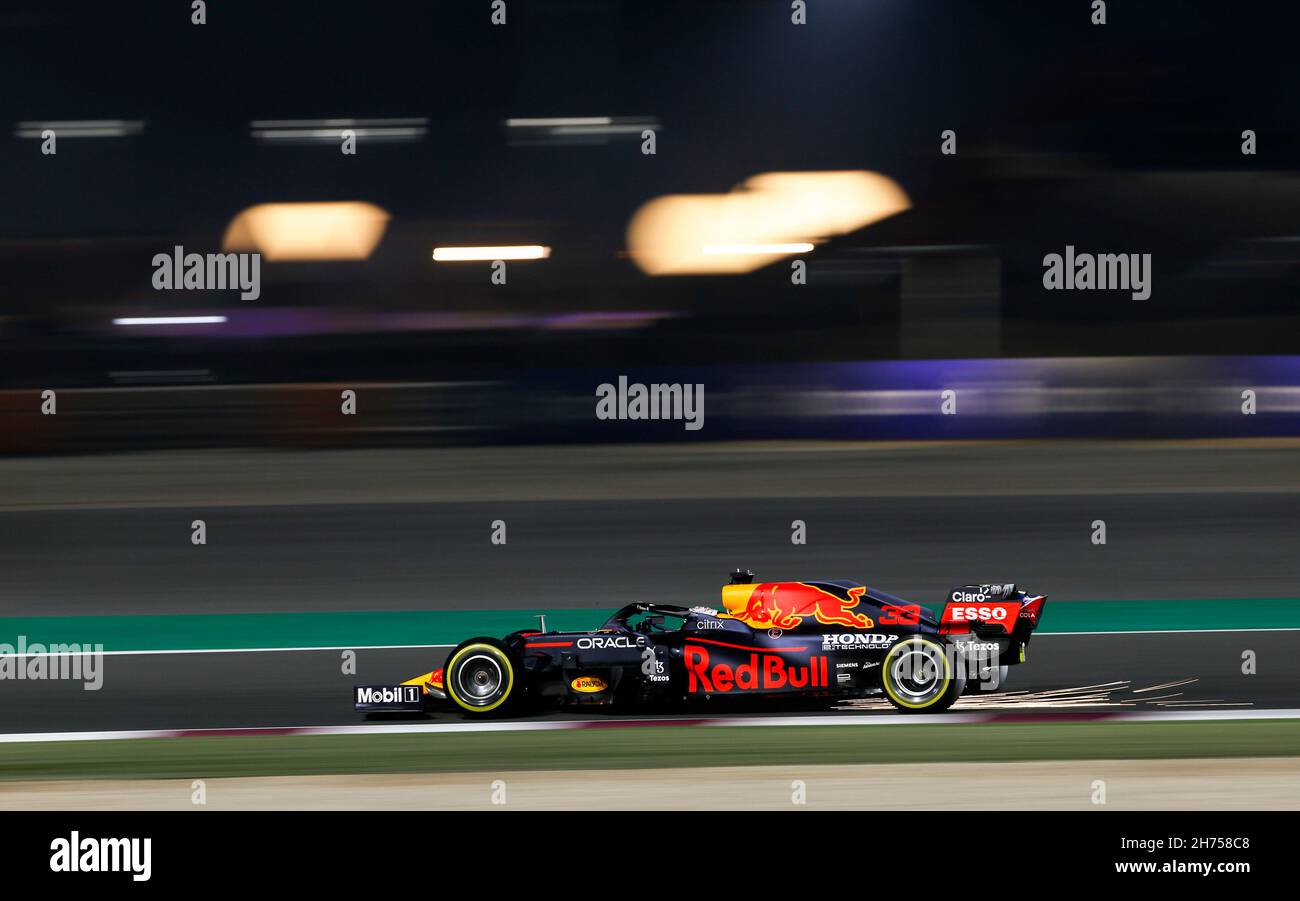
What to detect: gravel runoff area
<box><xmin>4</xmin><ymin>757</ymin><xmax>1298</xmax><ymax>810</ymax></box>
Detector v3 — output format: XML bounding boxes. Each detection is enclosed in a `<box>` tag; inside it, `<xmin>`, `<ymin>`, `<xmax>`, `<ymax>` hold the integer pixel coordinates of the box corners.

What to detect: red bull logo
<box><xmin>720</xmin><ymin>582</ymin><xmax>875</xmax><ymax>630</ymax></box>
<box><xmin>685</xmin><ymin>645</ymin><xmax>829</xmax><ymax>693</ymax></box>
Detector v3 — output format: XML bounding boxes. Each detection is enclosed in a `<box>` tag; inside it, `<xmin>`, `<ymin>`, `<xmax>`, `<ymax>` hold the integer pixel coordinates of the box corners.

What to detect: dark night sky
<box><xmin>2</xmin><ymin>0</ymin><xmax>1293</xmax><ymax>237</ymax></box>
<box><xmin>1</xmin><ymin>0</ymin><xmax>1299</xmax><ymax>381</ymax></box>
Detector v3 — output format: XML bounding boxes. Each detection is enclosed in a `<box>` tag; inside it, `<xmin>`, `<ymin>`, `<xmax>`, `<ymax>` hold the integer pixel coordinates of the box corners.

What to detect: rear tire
<box><xmin>881</xmin><ymin>636</ymin><xmax>965</xmax><ymax>713</ymax></box>
<box><xmin>444</xmin><ymin>639</ymin><xmax>519</xmax><ymax>716</ymax></box>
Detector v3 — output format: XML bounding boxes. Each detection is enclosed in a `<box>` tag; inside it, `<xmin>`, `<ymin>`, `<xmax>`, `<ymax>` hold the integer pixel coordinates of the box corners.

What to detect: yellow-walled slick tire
<box><xmin>444</xmin><ymin>639</ymin><xmax>518</xmax><ymax>716</ymax></box>
<box><xmin>881</xmin><ymin>636</ymin><xmax>965</xmax><ymax>713</ymax></box>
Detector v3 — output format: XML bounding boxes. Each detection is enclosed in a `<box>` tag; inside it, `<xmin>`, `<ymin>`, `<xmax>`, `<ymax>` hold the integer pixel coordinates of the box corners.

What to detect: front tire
<box><xmin>444</xmin><ymin>639</ymin><xmax>518</xmax><ymax>716</ymax></box>
<box><xmin>881</xmin><ymin>636</ymin><xmax>965</xmax><ymax>713</ymax></box>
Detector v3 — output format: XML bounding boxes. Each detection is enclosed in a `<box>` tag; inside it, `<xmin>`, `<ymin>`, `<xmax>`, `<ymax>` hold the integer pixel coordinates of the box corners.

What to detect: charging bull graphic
<box><xmin>720</xmin><ymin>581</ymin><xmax>875</xmax><ymax>630</ymax></box>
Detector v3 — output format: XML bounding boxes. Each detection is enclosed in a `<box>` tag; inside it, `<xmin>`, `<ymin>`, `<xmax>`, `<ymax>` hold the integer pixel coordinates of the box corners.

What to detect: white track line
<box><xmin>4</xmin><ymin>627</ymin><xmax>1298</xmax><ymax>658</ymax></box>
<box><xmin>1</xmin><ymin>708</ymin><xmax>1298</xmax><ymax>745</ymax></box>
<box><xmin>1</xmin><ymin>644</ymin><xmax>455</xmax><ymax>658</ymax></box>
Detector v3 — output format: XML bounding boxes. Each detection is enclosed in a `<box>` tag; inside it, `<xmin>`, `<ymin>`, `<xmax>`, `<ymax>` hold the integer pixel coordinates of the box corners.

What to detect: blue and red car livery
<box><xmin>354</xmin><ymin>571</ymin><xmax>1046</xmax><ymax>716</ymax></box>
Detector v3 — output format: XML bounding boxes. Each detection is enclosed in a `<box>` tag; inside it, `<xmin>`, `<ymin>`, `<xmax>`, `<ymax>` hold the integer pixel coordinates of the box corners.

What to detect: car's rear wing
<box><xmin>938</xmin><ymin>584</ymin><xmax>1046</xmax><ymax>637</ymax></box>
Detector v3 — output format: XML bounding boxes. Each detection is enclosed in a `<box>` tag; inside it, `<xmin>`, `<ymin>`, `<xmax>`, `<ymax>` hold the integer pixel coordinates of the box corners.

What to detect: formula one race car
<box><xmin>354</xmin><ymin>571</ymin><xmax>1046</xmax><ymax>716</ymax></box>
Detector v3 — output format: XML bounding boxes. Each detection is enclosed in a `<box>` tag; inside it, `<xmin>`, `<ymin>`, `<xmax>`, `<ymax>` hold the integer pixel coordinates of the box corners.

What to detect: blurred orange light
<box><xmin>223</xmin><ymin>202</ymin><xmax>390</xmax><ymax>261</ymax></box>
<box><xmin>626</xmin><ymin>171</ymin><xmax>910</xmax><ymax>275</ymax></box>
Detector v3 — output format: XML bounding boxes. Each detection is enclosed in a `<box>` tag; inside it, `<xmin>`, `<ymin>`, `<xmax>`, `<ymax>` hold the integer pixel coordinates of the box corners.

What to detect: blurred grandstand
<box><xmin>1</xmin><ymin>0</ymin><xmax>1298</xmax><ymax>452</ymax></box>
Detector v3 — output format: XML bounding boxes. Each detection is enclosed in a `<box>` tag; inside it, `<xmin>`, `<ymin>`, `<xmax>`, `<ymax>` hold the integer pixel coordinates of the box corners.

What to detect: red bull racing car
<box><xmin>354</xmin><ymin>571</ymin><xmax>1047</xmax><ymax>716</ymax></box>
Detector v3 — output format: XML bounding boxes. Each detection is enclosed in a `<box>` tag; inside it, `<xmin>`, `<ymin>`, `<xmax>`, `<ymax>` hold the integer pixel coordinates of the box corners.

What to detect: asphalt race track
<box><xmin>1</xmin><ymin>444</ymin><xmax>1297</xmax><ymax>732</ymax></box>
<box><xmin>0</xmin><ymin>630</ymin><xmax>1291</xmax><ymax>733</ymax></box>
<box><xmin>2</xmin><ymin>492</ymin><xmax>1300</xmax><ymax>616</ymax></box>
